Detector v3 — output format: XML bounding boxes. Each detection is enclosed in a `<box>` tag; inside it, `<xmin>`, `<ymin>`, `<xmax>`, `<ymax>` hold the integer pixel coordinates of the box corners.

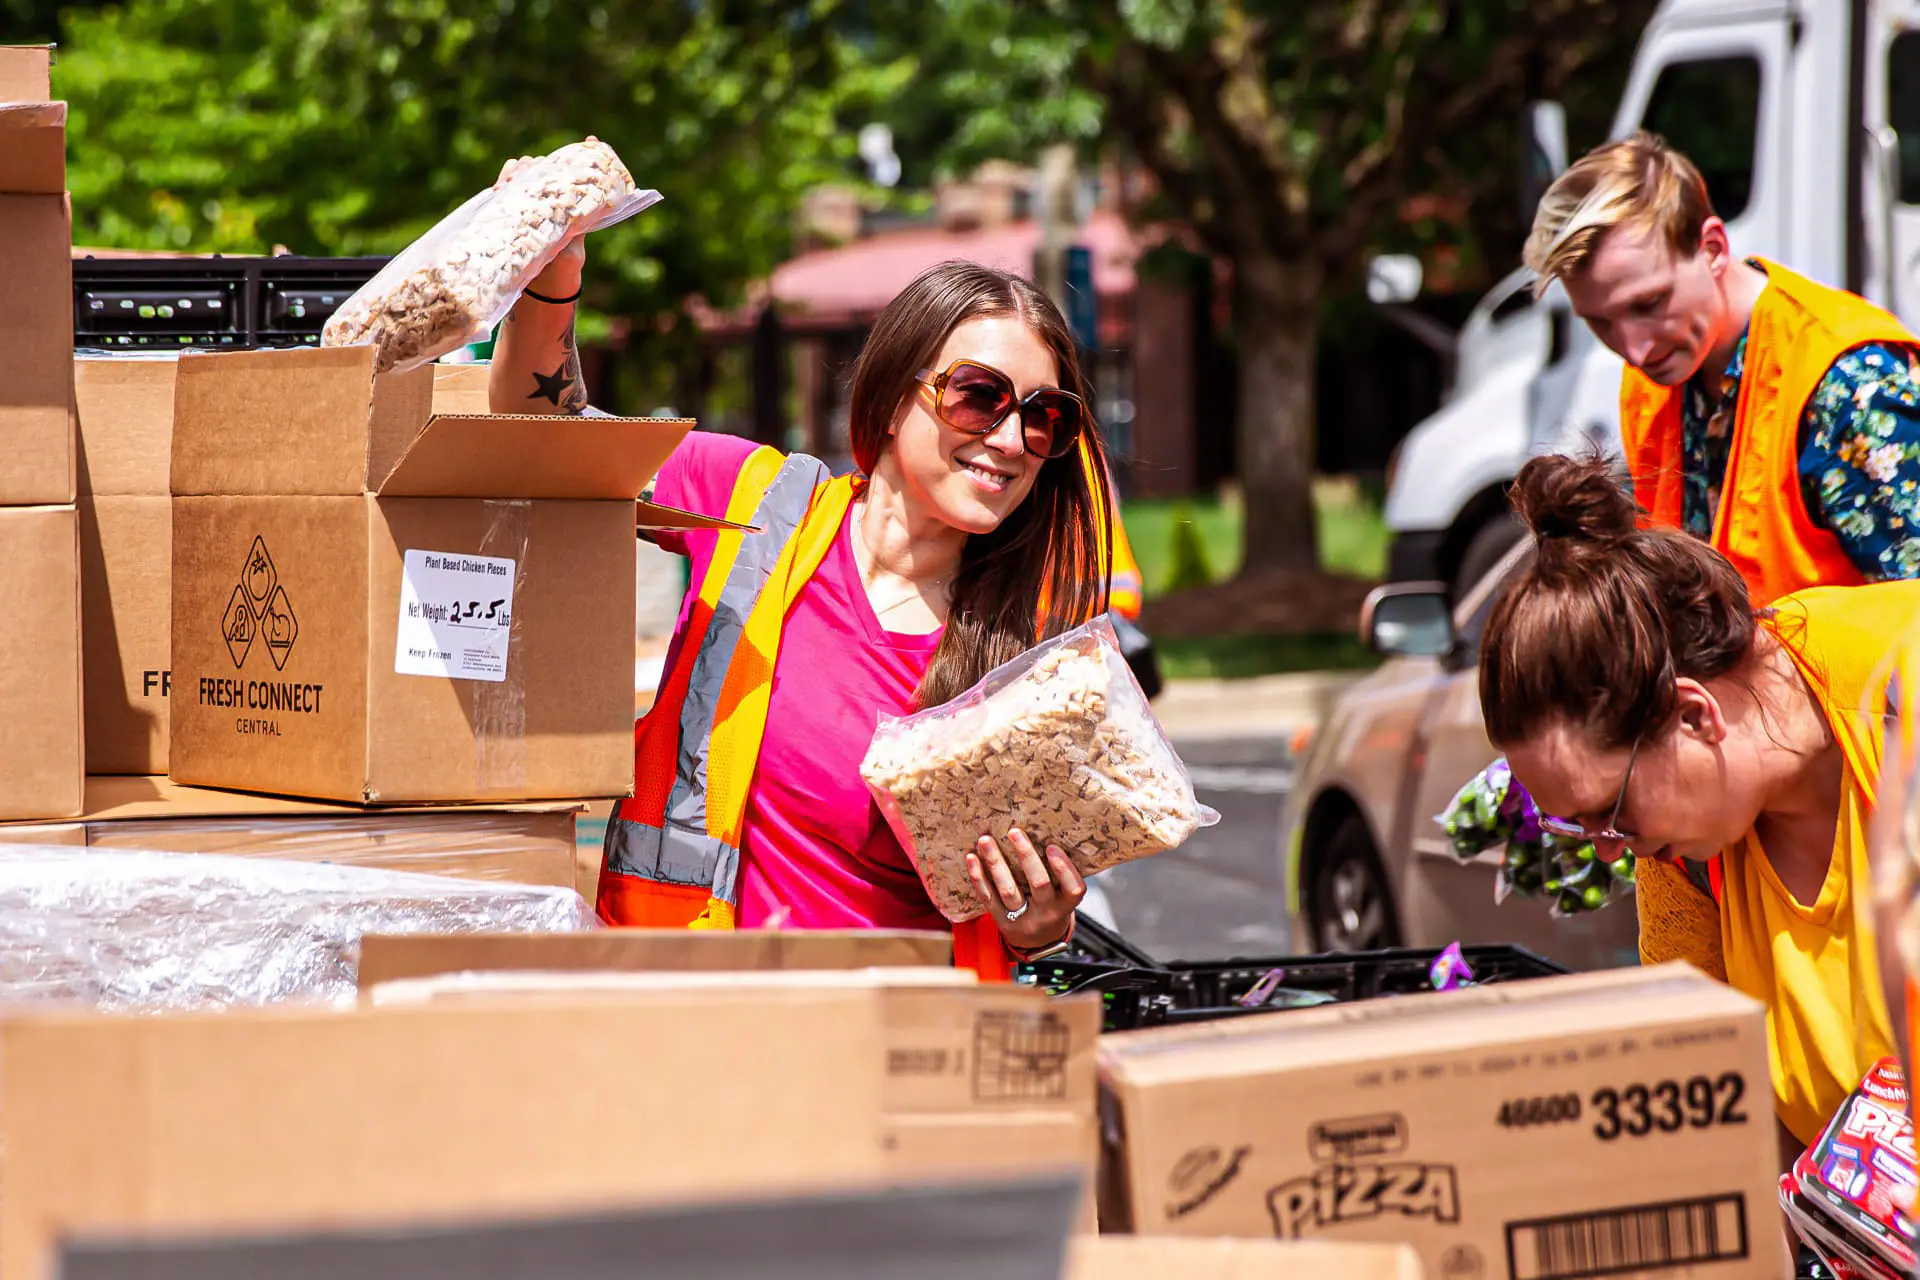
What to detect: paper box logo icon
<box><xmin>261</xmin><ymin>586</ymin><xmax>298</xmax><ymax>670</ymax></box>
<box><xmin>242</xmin><ymin>536</ymin><xmax>276</xmax><ymax>609</ymax></box>
<box><xmin>222</xmin><ymin>586</ymin><xmax>256</xmax><ymax>669</ymax></box>
<box><xmin>222</xmin><ymin>536</ymin><xmax>298</xmax><ymax>670</ymax></box>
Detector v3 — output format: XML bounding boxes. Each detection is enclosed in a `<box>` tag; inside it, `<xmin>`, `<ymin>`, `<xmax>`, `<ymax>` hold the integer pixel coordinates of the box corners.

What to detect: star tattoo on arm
<box><xmin>528</xmin><ymin>321</ymin><xmax>589</xmax><ymax>413</ymax></box>
<box><xmin>529</xmin><ymin>362</ymin><xmax>574</xmax><ymax>405</ymax></box>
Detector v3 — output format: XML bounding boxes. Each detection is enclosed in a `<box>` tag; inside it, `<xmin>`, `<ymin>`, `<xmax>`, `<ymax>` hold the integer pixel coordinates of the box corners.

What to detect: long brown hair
<box><xmin>1479</xmin><ymin>454</ymin><xmax>1758</xmax><ymax>750</ymax></box>
<box><xmin>847</xmin><ymin>261</ymin><xmax>1114</xmax><ymax>708</ymax></box>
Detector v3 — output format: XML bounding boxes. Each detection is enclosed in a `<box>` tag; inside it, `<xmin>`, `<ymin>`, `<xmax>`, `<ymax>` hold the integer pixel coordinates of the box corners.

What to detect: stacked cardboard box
<box><xmin>167</xmin><ymin>344</ymin><xmax>732</xmax><ymax>803</ymax></box>
<box><xmin>74</xmin><ymin>355</ymin><xmax>177</xmax><ymax>773</ymax></box>
<box><xmin>354</xmin><ymin>931</ymin><xmax>1104</xmax><ymax>1220</ymax></box>
<box><xmin>0</xmin><ymin>45</ymin><xmax>82</xmax><ymax>819</ymax></box>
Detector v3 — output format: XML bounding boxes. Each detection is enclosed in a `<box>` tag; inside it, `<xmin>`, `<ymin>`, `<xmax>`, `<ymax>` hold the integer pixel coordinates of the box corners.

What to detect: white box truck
<box><xmin>1384</xmin><ymin>0</ymin><xmax>1920</xmax><ymax>594</ymax></box>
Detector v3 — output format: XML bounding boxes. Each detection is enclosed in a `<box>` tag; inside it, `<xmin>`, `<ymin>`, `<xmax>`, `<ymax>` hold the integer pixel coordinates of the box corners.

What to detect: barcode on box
<box><xmin>971</xmin><ymin>1010</ymin><xmax>1071</xmax><ymax>1102</ymax></box>
<box><xmin>1506</xmin><ymin>1193</ymin><xmax>1748</xmax><ymax>1280</ymax></box>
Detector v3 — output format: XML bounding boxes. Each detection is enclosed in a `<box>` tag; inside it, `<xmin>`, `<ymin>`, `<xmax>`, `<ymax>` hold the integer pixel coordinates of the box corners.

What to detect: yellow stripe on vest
<box><xmin>707</xmin><ymin>474</ymin><xmax>858</xmax><ymax>851</ymax></box>
<box><xmin>695</xmin><ymin>445</ymin><xmax>788</xmax><ymax>615</ymax></box>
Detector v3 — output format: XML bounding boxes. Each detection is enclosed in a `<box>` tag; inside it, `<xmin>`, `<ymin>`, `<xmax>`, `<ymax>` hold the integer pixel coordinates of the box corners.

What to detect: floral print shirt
<box><xmin>1680</xmin><ymin>333</ymin><xmax>1920</xmax><ymax>581</ymax></box>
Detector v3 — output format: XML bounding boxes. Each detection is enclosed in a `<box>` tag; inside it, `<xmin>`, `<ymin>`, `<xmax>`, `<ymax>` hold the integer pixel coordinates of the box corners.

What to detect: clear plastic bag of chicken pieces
<box><xmin>322</xmin><ymin>137</ymin><xmax>661</xmax><ymax>373</ymax></box>
<box><xmin>861</xmin><ymin>616</ymin><xmax>1218</xmax><ymax>923</ymax></box>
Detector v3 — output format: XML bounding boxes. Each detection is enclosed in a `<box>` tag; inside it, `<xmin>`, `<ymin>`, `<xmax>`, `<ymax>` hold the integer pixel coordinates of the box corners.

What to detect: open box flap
<box><xmin>0</xmin><ymin>102</ymin><xmax>65</xmax><ymax>194</ymax></box>
<box><xmin>174</xmin><ymin>346</ymin><xmax>400</xmax><ymax>497</ymax></box>
<box><xmin>375</xmin><ymin>413</ymin><xmax>694</xmax><ymax>500</ymax></box>
<box><xmin>638</xmin><ymin>500</ymin><xmax>759</xmax><ymax>534</ymax></box>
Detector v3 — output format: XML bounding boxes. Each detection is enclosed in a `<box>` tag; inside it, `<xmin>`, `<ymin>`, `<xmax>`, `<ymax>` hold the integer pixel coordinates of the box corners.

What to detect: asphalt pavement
<box><xmin>1084</xmin><ymin>733</ymin><xmax>1297</xmax><ymax>963</ymax></box>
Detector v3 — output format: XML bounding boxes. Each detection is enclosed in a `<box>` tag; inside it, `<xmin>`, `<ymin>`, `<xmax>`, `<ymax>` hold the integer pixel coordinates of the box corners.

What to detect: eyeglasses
<box><xmin>915</xmin><ymin>359</ymin><xmax>1086</xmax><ymax>460</ymax></box>
<box><xmin>1539</xmin><ymin>737</ymin><xmax>1641</xmax><ymax>844</ymax></box>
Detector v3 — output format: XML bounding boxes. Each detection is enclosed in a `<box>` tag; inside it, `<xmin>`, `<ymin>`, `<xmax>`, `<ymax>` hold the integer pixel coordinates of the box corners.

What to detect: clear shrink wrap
<box><xmin>0</xmin><ymin>845</ymin><xmax>596</xmax><ymax>1011</ymax></box>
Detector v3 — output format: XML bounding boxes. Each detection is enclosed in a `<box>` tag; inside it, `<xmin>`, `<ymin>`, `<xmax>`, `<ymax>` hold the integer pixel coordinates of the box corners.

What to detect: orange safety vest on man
<box><xmin>600</xmin><ymin>446</ymin><xmax>1119</xmax><ymax>981</ymax></box>
<box><xmin>1619</xmin><ymin>258</ymin><xmax>1918</xmax><ymax>607</ymax></box>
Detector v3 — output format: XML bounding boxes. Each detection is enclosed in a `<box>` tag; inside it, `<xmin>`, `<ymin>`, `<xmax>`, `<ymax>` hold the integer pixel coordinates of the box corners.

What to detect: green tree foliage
<box><xmin>57</xmin><ymin>0</ymin><xmax>910</xmax><ymax>330</ymax></box>
<box><xmin>870</xmin><ymin>0</ymin><xmax>1653</xmax><ymax>573</ymax></box>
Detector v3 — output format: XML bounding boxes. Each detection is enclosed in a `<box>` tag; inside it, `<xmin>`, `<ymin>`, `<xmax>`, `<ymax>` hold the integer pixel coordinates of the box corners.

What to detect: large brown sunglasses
<box><xmin>915</xmin><ymin>359</ymin><xmax>1087</xmax><ymax>460</ymax></box>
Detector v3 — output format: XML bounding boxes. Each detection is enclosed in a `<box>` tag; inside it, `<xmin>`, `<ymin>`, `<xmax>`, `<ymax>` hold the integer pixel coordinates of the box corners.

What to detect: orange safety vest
<box><xmin>1619</xmin><ymin>257</ymin><xmax>1917</xmax><ymax>607</ymax></box>
<box><xmin>600</xmin><ymin>445</ymin><xmax>1118</xmax><ymax>980</ymax></box>
<box><xmin>1100</xmin><ymin>457</ymin><xmax>1143</xmax><ymax>620</ymax></box>
<box><xmin>1882</xmin><ymin>635</ymin><xmax>1920</xmax><ymax>1080</ymax></box>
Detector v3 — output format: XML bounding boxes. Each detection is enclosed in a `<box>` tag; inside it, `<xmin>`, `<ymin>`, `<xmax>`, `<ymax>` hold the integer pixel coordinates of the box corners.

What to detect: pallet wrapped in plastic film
<box><xmin>0</xmin><ymin>844</ymin><xmax>596</xmax><ymax>1011</ymax></box>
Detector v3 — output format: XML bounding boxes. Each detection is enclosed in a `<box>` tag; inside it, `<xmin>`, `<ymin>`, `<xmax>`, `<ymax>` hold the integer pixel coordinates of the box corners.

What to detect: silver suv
<box><xmin>1279</xmin><ymin>540</ymin><xmax>1640</xmax><ymax>971</ymax></box>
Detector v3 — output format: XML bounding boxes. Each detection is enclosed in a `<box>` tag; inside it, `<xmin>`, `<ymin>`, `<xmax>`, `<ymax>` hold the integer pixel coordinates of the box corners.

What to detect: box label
<box><xmin>394</xmin><ymin>549</ymin><xmax>516</xmax><ymax>682</ymax></box>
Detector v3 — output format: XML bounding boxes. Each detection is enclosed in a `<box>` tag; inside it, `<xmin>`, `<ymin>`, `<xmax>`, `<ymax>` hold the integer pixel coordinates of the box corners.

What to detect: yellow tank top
<box><xmin>1718</xmin><ymin>582</ymin><xmax>1920</xmax><ymax>1143</ymax></box>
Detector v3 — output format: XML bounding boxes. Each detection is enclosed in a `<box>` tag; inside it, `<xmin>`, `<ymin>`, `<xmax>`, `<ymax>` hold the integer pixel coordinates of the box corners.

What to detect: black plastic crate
<box><xmin>1017</xmin><ymin>943</ymin><xmax>1570</xmax><ymax>1032</ymax></box>
<box><xmin>1175</xmin><ymin>943</ymin><xmax>1570</xmax><ymax>1008</ymax></box>
<box><xmin>73</xmin><ymin>255</ymin><xmax>390</xmax><ymax>351</ymax></box>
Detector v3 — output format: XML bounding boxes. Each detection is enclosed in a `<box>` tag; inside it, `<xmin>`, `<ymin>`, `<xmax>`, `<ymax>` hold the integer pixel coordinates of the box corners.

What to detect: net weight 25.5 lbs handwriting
<box><xmin>394</xmin><ymin>549</ymin><xmax>517</xmax><ymax>683</ymax></box>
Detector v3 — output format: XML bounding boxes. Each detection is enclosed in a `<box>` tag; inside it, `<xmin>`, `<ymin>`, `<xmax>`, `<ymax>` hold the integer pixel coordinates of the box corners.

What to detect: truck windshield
<box><xmin>1641</xmin><ymin>56</ymin><xmax>1762</xmax><ymax>219</ymax></box>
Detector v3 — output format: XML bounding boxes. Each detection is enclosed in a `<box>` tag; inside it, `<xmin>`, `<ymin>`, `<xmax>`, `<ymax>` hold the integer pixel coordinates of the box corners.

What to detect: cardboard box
<box><xmin>1097</xmin><ymin>964</ymin><xmax>1787</xmax><ymax>1280</ymax></box>
<box><xmin>355</xmin><ymin>927</ymin><xmax>955</xmax><ymax>988</ymax></box>
<box><xmin>80</xmin><ymin>495</ymin><xmax>170</xmax><ymax>772</ymax></box>
<box><xmin>364</xmin><ymin>963</ymin><xmax>1105</xmax><ymax>1229</ymax></box>
<box><xmin>363</xmin><ymin>965</ymin><xmax>1101</xmax><ymax>1121</ymax></box>
<box><xmin>75</xmin><ymin>354</ymin><xmax>175</xmax><ymax>497</ymax></box>
<box><xmin>1065</xmin><ymin>1237</ymin><xmax>1425</xmax><ymax>1280</ymax></box>
<box><xmin>0</xmin><ymin>505</ymin><xmax>83</xmax><ymax>818</ymax></box>
<box><xmin>375</xmin><ymin>971</ymin><xmax>1106</xmax><ymax>1232</ymax></box>
<box><xmin>0</xmin><ymin>990</ymin><xmax>896</xmax><ymax>1280</ymax></box>
<box><xmin>0</xmin><ymin>44</ymin><xmax>54</xmax><ymax>102</ymax></box>
<box><xmin>74</xmin><ymin>356</ymin><xmax>179</xmax><ymax>772</ymax></box>
<box><xmin>168</xmin><ymin>345</ymin><xmax>729</xmax><ymax>803</ymax></box>
<box><xmin>0</xmin><ymin>774</ymin><xmax>580</xmax><ymax>886</ymax></box>
<box><xmin>0</xmin><ymin>50</ymin><xmax>74</xmax><ymax>507</ymax></box>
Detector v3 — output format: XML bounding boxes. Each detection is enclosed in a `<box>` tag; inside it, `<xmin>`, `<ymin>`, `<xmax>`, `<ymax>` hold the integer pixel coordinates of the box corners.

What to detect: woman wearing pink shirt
<box><xmin>492</xmin><ymin>238</ymin><xmax>1115</xmax><ymax>974</ymax></box>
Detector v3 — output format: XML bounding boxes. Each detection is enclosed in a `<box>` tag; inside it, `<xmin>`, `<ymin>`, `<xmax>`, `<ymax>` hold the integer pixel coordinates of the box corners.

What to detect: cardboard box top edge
<box><xmin>366</xmin><ymin>967</ymin><xmax>980</xmax><ymax>1007</ymax></box>
<box><xmin>172</xmin><ymin>346</ymin><xmax>746</xmax><ymax>526</ymax></box>
<box><xmin>0</xmin><ymin>982</ymin><xmax>892</xmax><ymax>1039</ymax></box>
<box><xmin>0</xmin><ymin>774</ymin><xmax>584</xmax><ymax>825</ymax></box>
<box><xmin>1066</xmin><ymin>1237</ymin><xmax>1425</xmax><ymax>1280</ymax></box>
<box><xmin>1099</xmin><ymin>965</ymin><xmax>1759</xmax><ymax>1087</ymax></box>
<box><xmin>354</xmin><ymin>928</ymin><xmax>957</xmax><ymax>989</ymax></box>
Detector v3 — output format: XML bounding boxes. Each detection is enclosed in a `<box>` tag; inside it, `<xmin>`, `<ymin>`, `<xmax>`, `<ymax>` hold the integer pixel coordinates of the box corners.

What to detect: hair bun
<box><xmin>1509</xmin><ymin>453</ymin><xmax>1639</xmax><ymax>547</ymax></box>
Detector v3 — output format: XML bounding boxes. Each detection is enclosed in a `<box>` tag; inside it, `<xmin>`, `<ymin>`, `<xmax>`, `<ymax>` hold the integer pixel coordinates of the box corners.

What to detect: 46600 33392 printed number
<box><xmin>1496</xmin><ymin>1072</ymin><xmax>1749</xmax><ymax>1141</ymax></box>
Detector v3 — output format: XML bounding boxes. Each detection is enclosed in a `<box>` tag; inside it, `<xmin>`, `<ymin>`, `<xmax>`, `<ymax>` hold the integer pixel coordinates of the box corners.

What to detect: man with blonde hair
<box><xmin>1525</xmin><ymin>130</ymin><xmax>1920</xmax><ymax>603</ymax></box>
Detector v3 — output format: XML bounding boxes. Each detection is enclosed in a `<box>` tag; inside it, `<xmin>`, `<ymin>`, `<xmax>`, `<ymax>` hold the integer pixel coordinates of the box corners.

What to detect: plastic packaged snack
<box><xmin>1779</xmin><ymin>1057</ymin><xmax>1918</xmax><ymax>1280</ymax></box>
<box><xmin>861</xmin><ymin>617</ymin><xmax>1218</xmax><ymax>923</ymax></box>
<box><xmin>321</xmin><ymin>137</ymin><xmax>661</xmax><ymax>373</ymax></box>
<box><xmin>0</xmin><ymin>844</ymin><xmax>596</xmax><ymax>1011</ymax></box>
<box><xmin>1436</xmin><ymin>757</ymin><xmax>1633</xmax><ymax>918</ymax></box>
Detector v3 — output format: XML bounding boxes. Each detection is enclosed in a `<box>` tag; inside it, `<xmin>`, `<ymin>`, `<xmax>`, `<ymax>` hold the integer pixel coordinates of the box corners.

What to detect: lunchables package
<box><xmin>1779</xmin><ymin>1057</ymin><xmax>1918</xmax><ymax>1280</ymax></box>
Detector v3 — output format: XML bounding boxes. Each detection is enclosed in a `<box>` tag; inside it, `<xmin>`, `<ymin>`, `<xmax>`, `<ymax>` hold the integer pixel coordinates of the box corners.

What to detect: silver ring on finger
<box><xmin>1004</xmin><ymin>901</ymin><xmax>1029</xmax><ymax>922</ymax></box>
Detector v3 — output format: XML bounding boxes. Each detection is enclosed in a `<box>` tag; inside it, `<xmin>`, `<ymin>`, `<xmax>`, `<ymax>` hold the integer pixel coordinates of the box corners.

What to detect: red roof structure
<box><xmin>702</xmin><ymin>209</ymin><xmax>1143</xmax><ymax>343</ymax></box>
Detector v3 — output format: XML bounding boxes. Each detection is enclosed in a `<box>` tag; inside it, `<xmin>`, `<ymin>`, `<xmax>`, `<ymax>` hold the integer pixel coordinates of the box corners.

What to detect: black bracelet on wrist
<box><xmin>523</xmin><ymin>285</ymin><xmax>582</xmax><ymax>306</ymax></box>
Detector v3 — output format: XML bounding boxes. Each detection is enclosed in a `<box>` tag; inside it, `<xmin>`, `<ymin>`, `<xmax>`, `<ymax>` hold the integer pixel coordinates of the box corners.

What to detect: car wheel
<box><xmin>1308</xmin><ymin>816</ymin><xmax>1401</xmax><ymax>952</ymax></box>
<box><xmin>1453</xmin><ymin>512</ymin><xmax>1524</xmax><ymax>600</ymax></box>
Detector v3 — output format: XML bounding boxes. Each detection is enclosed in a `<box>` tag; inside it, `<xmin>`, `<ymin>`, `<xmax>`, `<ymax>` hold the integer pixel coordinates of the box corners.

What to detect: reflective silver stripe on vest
<box><xmin>603</xmin><ymin>452</ymin><xmax>832</xmax><ymax>903</ymax></box>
